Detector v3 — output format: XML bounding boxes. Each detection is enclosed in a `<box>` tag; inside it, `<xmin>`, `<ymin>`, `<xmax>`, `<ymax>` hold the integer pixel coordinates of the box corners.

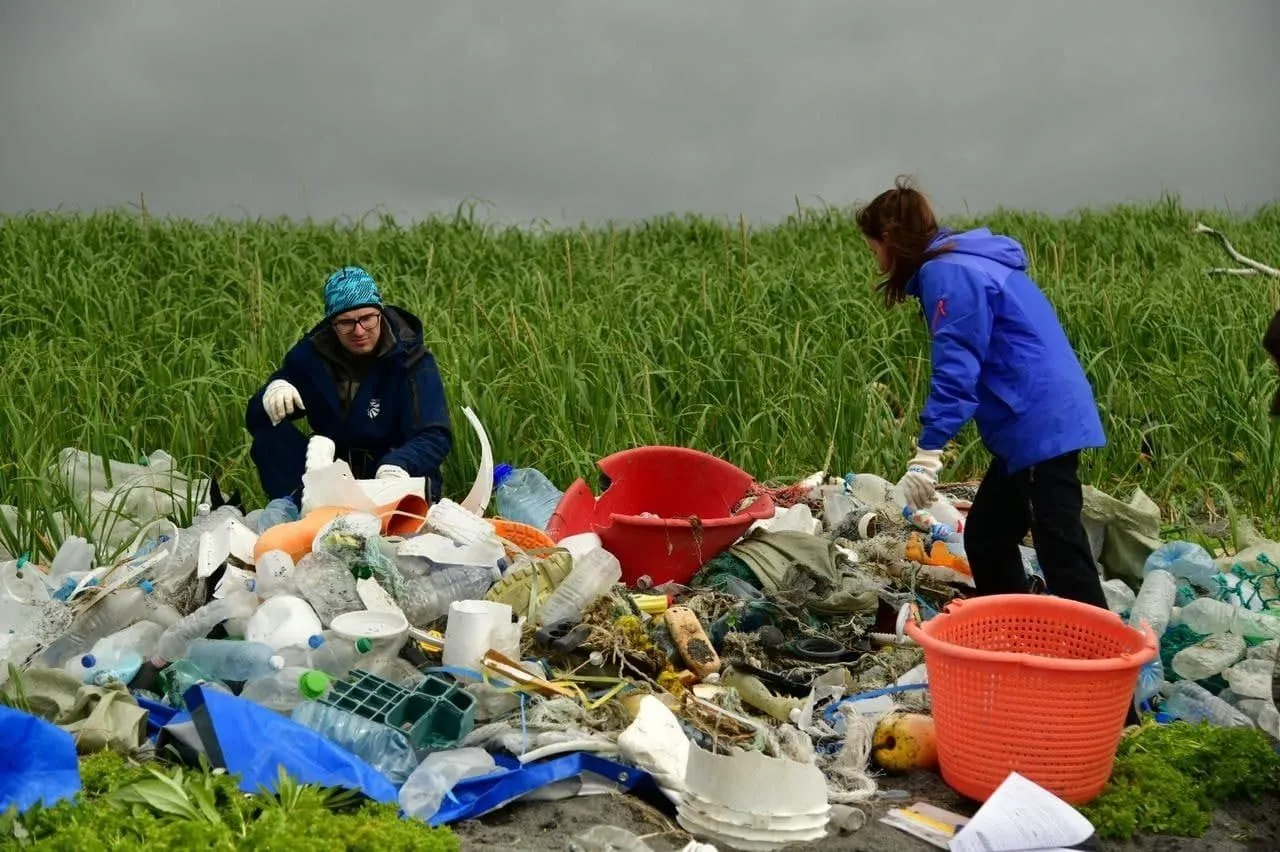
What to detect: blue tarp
<box><xmin>430</xmin><ymin>751</ymin><xmax>660</xmax><ymax>826</ymax></box>
<box><xmin>0</xmin><ymin>705</ymin><xmax>81</xmax><ymax>814</ymax></box>
<box><xmin>182</xmin><ymin>685</ymin><xmax>399</xmax><ymax>803</ymax></box>
<box><xmin>141</xmin><ymin>687</ymin><xmax>658</xmax><ymax>825</ymax></box>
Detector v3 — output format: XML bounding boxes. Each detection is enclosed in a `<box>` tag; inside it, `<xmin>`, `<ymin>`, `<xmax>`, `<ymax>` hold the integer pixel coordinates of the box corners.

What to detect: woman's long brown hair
<box><xmin>855</xmin><ymin>175</ymin><xmax>952</xmax><ymax>307</ymax></box>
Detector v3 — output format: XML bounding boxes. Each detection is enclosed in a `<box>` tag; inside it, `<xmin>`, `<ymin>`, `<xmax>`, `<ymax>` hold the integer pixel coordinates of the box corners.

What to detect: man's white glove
<box><xmin>375</xmin><ymin>464</ymin><xmax>410</xmax><ymax>481</ymax></box>
<box><xmin>263</xmin><ymin>380</ymin><xmax>305</xmax><ymax>426</ymax></box>
<box><xmin>898</xmin><ymin>447</ymin><xmax>944</xmax><ymax>510</ymax></box>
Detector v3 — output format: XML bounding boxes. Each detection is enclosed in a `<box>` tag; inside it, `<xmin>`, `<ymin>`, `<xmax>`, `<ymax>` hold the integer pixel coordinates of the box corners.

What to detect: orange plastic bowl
<box><xmin>905</xmin><ymin>594</ymin><xmax>1157</xmax><ymax>805</ymax></box>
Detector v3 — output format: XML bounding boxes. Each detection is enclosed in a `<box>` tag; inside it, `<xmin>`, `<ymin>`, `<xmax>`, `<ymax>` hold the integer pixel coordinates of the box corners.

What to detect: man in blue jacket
<box><xmin>245</xmin><ymin>267</ymin><xmax>452</xmax><ymax>507</ymax></box>
<box><xmin>857</xmin><ymin>179</ymin><xmax>1109</xmax><ymax>610</ymax></box>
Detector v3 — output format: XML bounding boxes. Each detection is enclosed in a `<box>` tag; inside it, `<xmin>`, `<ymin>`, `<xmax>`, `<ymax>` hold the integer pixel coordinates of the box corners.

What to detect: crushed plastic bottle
<box><xmin>185</xmin><ymin>638</ymin><xmax>285</xmax><ymax>681</ymax></box>
<box><xmin>1172</xmin><ymin>632</ymin><xmax>1247</xmax><ymax>681</ymax></box>
<box><xmin>396</xmin><ymin>563</ymin><xmax>499</xmax><ymax>627</ymax></box>
<box><xmin>1171</xmin><ymin>597</ymin><xmax>1280</xmax><ymax>640</ymax></box>
<box><xmin>492</xmin><ymin>464</ymin><xmax>563</xmax><ymax>531</ymax></box>
<box><xmin>293</xmin><ymin>552</ymin><xmax>363</xmax><ymax>626</ymax></box>
<box><xmin>291</xmin><ymin>701</ymin><xmax>420</xmax><ymax>784</ymax></box>
<box><xmin>1159</xmin><ymin>680</ymin><xmax>1255</xmax><ymax>728</ymax></box>
<box><xmin>160</xmin><ymin>659</ymin><xmax>233</xmax><ymax>709</ymax></box>
<box><xmin>536</xmin><ymin>547</ymin><xmax>623</xmax><ymax>627</ymax></box>
<box><xmin>153</xmin><ymin>590</ymin><xmax>259</xmax><ymax>664</ymax></box>
<box><xmin>39</xmin><ymin>580</ymin><xmax>182</xmax><ymax>668</ymax></box>
<box><xmin>1101</xmin><ymin>578</ymin><xmax>1137</xmax><ymax>615</ymax></box>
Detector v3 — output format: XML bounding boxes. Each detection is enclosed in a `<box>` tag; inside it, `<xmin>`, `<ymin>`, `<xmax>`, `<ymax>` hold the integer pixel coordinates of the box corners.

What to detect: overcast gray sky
<box><xmin>0</xmin><ymin>1</ymin><xmax>1277</xmax><ymax>226</ymax></box>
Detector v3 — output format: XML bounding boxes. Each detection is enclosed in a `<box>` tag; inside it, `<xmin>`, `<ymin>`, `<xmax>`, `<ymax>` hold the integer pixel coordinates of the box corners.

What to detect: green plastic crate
<box><xmin>320</xmin><ymin>668</ymin><xmax>476</xmax><ymax>751</ymax></box>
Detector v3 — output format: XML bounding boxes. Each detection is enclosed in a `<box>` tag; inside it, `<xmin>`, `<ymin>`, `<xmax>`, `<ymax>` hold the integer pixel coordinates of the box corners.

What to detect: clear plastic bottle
<box><xmin>254</xmin><ymin>498</ymin><xmax>301</xmax><ymax>534</ymax></box>
<box><xmin>63</xmin><ymin>620</ymin><xmax>164</xmax><ymax>684</ymax></box>
<box><xmin>1222</xmin><ymin>657</ymin><xmax>1274</xmax><ymax>700</ymax></box>
<box><xmin>185</xmin><ymin>638</ymin><xmax>285</xmax><ymax>681</ymax></box>
<box><xmin>1172</xmin><ymin>633</ymin><xmax>1247</xmax><ymax>681</ymax></box>
<box><xmin>536</xmin><ymin>548</ymin><xmax>622</xmax><ymax>627</ymax></box>
<box><xmin>396</xmin><ymin>563</ymin><xmax>499</xmax><ymax>627</ymax></box>
<box><xmin>492</xmin><ymin>464</ymin><xmax>563</xmax><ymax>531</ymax></box>
<box><xmin>1127</xmin><ymin>568</ymin><xmax>1177</xmax><ymax>637</ymax></box>
<box><xmin>160</xmin><ymin>659</ymin><xmax>233</xmax><ymax>708</ymax></box>
<box><xmin>293</xmin><ymin>552</ymin><xmax>363</xmax><ymax>626</ymax></box>
<box><xmin>278</xmin><ymin>633</ymin><xmax>374</xmax><ymax>679</ymax></box>
<box><xmin>39</xmin><ymin>580</ymin><xmax>183</xmax><ymax>667</ymax></box>
<box><xmin>399</xmin><ymin>747</ymin><xmax>497</xmax><ymax>820</ymax></box>
<box><xmin>1101</xmin><ymin>579</ymin><xmax>1137</xmax><ymax>616</ymax></box>
<box><xmin>64</xmin><ymin>650</ymin><xmax>145</xmax><ymax>686</ymax></box>
<box><xmin>153</xmin><ymin>590</ymin><xmax>260</xmax><ymax>664</ymax></box>
<box><xmin>49</xmin><ymin>536</ymin><xmax>95</xmax><ymax>582</ymax></box>
<box><xmin>1159</xmin><ymin>680</ymin><xmax>1255</xmax><ymax>728</ymax></box>
<box><xmin>240</xmin><ymin>667</ymin><xmax>330</xmax><ymax>714</ymax></box>
<box><xmin>290</xmin><ymin>701</ymin><xmax>420</xmax><ymax>783</ymax></box>
<box><xmin>1171</xmin><ymin>597</ymin><xmax>1280</xmax><ymax>641</ymax></box>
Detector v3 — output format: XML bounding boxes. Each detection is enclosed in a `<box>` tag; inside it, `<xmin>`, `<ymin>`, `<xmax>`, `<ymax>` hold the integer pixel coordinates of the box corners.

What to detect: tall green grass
<box><xmin>1</xmin><ymin>198</ymin><xmax>1277</xmax><ymax>559</ymax></box>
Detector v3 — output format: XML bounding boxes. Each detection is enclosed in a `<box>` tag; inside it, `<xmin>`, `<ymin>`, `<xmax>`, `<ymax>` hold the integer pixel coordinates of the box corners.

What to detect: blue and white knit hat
<box><xmin>323</xmin><ymin>266</ymin><xmax>383</xmax><ymax>319</ymax></box>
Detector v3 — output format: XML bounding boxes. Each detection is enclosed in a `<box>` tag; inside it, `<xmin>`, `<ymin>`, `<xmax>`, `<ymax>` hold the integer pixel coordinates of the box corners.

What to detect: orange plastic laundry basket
<box><xmin>904</xmin><ymin>594</ymin><xmax>1157</xmax><ymax>805</ymax></box>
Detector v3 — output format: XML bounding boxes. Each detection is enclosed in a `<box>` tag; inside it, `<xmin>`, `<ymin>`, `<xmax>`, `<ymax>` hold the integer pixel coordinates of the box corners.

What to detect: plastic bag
<box><xmin>1145</xmin><ymin>541</ymin><xmax>1219</xmax><ymax>591</ymax></box>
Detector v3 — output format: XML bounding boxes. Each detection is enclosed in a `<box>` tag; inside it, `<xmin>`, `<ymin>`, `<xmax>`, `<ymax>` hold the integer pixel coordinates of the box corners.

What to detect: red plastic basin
<box><xmin>546</xmin><ymin>445</ymin><xmax>775</xmax><ymax>587</ymax></box>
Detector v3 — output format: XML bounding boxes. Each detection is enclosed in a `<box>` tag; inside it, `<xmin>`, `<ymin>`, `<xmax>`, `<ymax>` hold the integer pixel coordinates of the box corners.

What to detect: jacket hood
<box><xmin>305</xmin><ymin>304</ymin><xmax>426</xmax><ymax>362</ymax></box>
<box><xmin>929</xmin><ymin>227</ymin><xmax>1027</xmax><ymax>271</ymax></box>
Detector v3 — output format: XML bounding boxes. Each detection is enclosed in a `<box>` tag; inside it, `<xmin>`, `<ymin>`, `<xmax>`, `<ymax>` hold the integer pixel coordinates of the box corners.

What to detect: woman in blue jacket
<box><xmin>245</xmin><ymin>267</ymin><xmax>453</xmax><ymax>507</ymax></box>
<box><xmin>856</xmin><ymin>178</ymin><xmax>1109</xmax><ymax>610</ymax></box>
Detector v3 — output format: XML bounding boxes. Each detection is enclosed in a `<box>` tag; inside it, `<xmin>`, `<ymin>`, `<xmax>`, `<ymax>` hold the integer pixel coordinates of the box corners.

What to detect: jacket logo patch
<box><xmin>931</xmin><ymin>298</ymin><xmax>948</xmax><ymax>334</ymax></box>
<box><xmin>367</xmin><ymin>398</ymin><xmax>381</xmax><ymax>419</ymax></box>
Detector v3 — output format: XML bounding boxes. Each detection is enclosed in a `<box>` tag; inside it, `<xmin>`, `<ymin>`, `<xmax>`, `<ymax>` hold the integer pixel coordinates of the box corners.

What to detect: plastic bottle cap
<box><xmin>298</xmin><ymin>670</ymin><xmax>331</xmax><ymax>699</ymax></box>
<box><xmin>81</xmin><ymin>654</ymin><xmax>96</xmax><ymax>668</ymax></box>
<box><xmin>139</xmin><ymin>579</ymin><xmax>155</xmax><ymax>594</ymax></box>
<box><xmin>308</xmin><ymin>634</ymin><xmax>325</xmax><ymax>649</ymax></box>
<box><xmin>493</xmin><ymin>463</ymin><xmax>515</xmax><ymax>486</ymax></box>
<box><xmin>268</xmin><ymin>655</ymin><xmax>285</xmax><ymax>671</ymax></box>
<box><xmin>355</xmin><ymin>638</ymin><xmax>373</xmax><ymax>654</ymax></box>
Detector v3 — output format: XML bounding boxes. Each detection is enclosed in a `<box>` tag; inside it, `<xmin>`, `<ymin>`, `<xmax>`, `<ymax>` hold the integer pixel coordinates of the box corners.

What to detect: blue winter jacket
<box><xmin>245</xmin><ymin>305</ymin><xmax>452</xmax><ymax>499</ymax></box>
<box><xmin>907</xmin><ymin>228</ymin><xmax>1104</xmax><ymax>472</ymax></box>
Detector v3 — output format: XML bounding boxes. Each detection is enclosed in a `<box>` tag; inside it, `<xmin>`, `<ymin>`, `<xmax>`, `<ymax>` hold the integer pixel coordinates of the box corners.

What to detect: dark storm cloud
<box><xmin>0</xmin><ymin>0</ymin><xmax>1276</xmax><ymax>224</ymax></box>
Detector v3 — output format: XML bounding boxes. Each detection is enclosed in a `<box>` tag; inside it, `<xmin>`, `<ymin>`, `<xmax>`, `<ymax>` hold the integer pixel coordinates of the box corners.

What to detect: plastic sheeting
<box><xmin>0</xmin><ymin>705</ymin><xmax>81</xmax><ymax>813</ymax></box>
<box><xmin>176</xmin><ymin>685</ymin><xmax>399</xmax><ymax>803</ymax></box>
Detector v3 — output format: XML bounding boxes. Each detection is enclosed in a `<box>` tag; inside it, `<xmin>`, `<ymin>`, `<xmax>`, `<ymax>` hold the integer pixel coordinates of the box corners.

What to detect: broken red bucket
<box><xmin>546</xmin><ymin>446</ymin><xmax>776</xmax><ymax>587</ymax></box>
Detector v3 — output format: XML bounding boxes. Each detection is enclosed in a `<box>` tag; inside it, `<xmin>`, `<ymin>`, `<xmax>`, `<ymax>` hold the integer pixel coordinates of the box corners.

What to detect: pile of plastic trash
<box><xmin>2</xmin><ymin>408</ymin><xmax>1277</xmax><ymax>850</ymax></box>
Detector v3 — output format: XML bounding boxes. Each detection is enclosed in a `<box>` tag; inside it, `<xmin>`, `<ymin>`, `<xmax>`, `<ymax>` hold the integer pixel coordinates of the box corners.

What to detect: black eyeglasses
<box><xmin>332</xmin><ymin>313</ymin><xmax>381</xmax><ymax>334</ymax></box>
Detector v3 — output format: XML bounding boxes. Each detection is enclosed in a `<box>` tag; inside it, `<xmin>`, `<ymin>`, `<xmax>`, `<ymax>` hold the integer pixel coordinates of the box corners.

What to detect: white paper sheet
<box><xmin>949</xmin><ymin>772</ymin><xmax>1094</xmax><ymax>852</ymax></box>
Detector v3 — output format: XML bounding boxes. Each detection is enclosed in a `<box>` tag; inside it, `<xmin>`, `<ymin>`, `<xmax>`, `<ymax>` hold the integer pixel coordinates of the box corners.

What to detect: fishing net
<box><xmin>1213</xmin><ymin>554</ymin><xmax>1280</xmax><ymax>611</ymax></box>
<box><xmin>312</xmin><ymin>515</ymin><xmax>405</xmax><ymax>598</ymax></box>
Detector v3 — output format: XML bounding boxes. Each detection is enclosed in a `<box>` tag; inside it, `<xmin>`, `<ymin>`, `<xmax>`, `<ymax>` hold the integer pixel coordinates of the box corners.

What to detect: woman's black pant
<box><xmin>963</xmin><ymin>450</ymin><xmax>1109</xmax><ymax>610</ymax></box>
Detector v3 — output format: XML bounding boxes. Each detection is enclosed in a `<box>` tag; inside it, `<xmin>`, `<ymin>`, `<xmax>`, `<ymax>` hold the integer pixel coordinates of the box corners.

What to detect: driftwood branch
<box><xmin>1194</xmin><ymin>222</ymin><xmax>1280</xmax><ymax>279</ymax></box>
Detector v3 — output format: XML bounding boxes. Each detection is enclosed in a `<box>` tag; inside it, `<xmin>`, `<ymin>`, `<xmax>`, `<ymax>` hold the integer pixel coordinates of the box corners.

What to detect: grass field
<box><xmin>1</xmin><ymin>199</ymin><xmax>1277</xmax><ymax>560</ymax></box>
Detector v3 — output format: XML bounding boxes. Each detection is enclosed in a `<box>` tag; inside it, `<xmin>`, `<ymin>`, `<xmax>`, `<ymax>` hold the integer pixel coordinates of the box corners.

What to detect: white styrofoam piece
<box><xmin>682</xmin><ymin>742</ymin><xmax>828</xmax><ymax>818</ymax></box>
<box><xmin>226</xmin><ymin>520</ymin><xmax>259</xmax><ymax>565</ymax></box>
<box><xmin>355</xmin><ymin>575</ymin><xmax>402</xmax><ymax>614</ymax></box>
